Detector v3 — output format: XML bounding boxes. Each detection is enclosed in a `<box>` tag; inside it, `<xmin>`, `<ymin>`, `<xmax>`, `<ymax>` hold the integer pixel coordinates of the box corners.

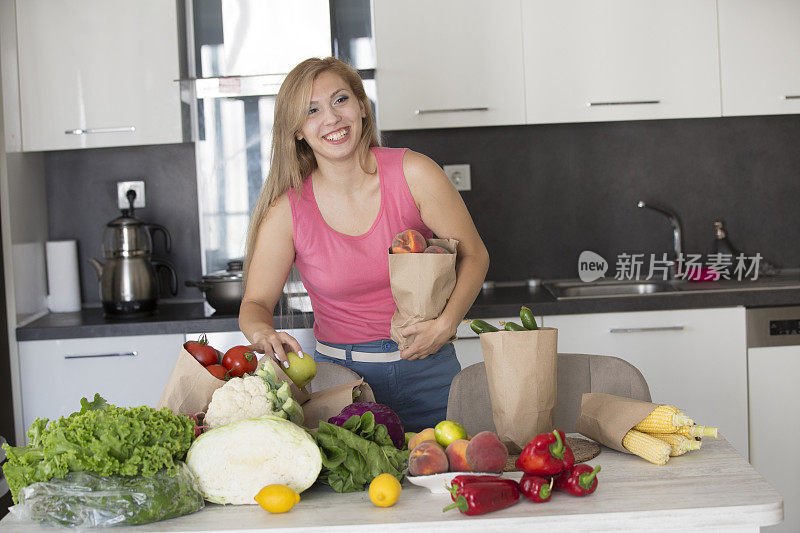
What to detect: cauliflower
<box><xmin>203</xmin><ymin>366</ymin><xmax>305</xmax><ymax>429</ymax></box>
<box><xmin>204</xmin><ymin>375</ymin><xmax>273</xmax><ymax>429</ymax></box>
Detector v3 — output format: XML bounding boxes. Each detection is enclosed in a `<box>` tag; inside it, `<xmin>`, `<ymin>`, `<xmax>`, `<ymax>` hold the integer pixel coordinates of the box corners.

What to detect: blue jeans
<box><xmin>313</xmin><ymin>340</ymin><xmax>461</xmax><ymax>433</ymax></box>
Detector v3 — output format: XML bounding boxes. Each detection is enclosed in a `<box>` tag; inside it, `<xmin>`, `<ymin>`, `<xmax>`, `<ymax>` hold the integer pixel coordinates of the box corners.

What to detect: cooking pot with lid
<box><xmin>186</xmin><ymin>260</ymin><xmax>244</xmax><ymax>314</ymax></box>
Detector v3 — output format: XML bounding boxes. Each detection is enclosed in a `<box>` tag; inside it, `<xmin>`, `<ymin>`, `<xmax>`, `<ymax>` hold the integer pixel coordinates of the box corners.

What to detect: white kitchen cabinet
<box><xmin>372</xmin><ymin>0</ymin><xmax>526</xmax><ymax>130</ymax></box>
<box><xmin>718</xmin><ymin>0</ymin><xmax>800</xmax><ymax>117</ymax></box>
<box><xmin>543</xmin><ymin>307</ymin><xmax>748</xmax><ymax>456</ymax></box>
<box><xmin>521</xmin><ymin>0</ymin><xmax>721</xmax><ymax>124</ymax></box>
<box><xmin>748</xmin><ymin>344</ymin><xmax>800</xmax><ymax>533</ymax></box>
<box><xmin>18</xmin><ymin>334</ymin><xmax>183</xmax><ymax>436</ymax></box>
<box><xmin>13</xmin><ymin>0</ymin><xmax>182</xmax><ymax>151</ymax></box>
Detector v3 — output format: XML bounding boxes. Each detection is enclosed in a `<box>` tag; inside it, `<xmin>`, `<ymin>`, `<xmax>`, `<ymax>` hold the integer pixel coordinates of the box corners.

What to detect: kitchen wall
<box><xmin>44</xmin><ymin>143</ymin><xmax>202</xmax><ymax>304</ymax></box>
<box><xmin>385</xmin><ymin>114</ymin><xmax>800</xmax><ymax>281</ymax></box>
<box><xmin>42</xmin><ymin>113</ymin><xmax>800</xmax><ymax>303</ymax></box>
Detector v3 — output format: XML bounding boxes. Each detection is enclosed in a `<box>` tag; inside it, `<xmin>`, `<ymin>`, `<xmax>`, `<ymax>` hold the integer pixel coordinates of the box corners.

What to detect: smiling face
<box><xmin>297</xmin><ymin>70</ymin><xmax>367</xmax><ymax>165</ymax></box>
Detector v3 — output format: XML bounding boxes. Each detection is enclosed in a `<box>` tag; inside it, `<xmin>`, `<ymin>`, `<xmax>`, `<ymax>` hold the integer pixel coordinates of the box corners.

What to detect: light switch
<box><xmin>443</xmin><ymin>164</ymin><xmax>471</xmax><ymax>191</ymax></box>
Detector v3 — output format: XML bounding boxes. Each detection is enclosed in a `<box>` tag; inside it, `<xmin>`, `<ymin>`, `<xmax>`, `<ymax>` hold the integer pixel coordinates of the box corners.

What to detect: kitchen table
<box><xmin>0</xmin><ymin>436</ymin><xmax>781</xmax><ymax>532</ymax></box>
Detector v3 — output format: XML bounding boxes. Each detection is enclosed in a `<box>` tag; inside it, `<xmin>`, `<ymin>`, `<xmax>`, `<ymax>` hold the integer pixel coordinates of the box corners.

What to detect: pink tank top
<box><xmin>288</xmin><ymin>147</ymin><xmax>433</xmax><ymax>344</ymax></box>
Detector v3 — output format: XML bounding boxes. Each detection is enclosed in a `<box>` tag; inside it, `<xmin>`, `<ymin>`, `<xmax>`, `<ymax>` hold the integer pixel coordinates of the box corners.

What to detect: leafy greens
<box><xmin>12</xmin><ymin>462</ymin><xmax>204</xmax><ymax>527</ymax></box>
<box><xmin>314</xmin><ymin>411</ymin><xmax>410</xmax><ymax>493</ymax></box>
<box><xmin>1</xmin><ymin>394</ymin><xmax>195</xmax><ymax>504</ymax></box>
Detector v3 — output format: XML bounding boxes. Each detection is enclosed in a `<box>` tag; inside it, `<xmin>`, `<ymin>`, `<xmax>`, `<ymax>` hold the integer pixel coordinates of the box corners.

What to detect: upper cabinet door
<box><xmin>16</xmin><ymin>0</ymin><xmax>182</xmax><ymax>151</ymax></box>
<box><xmin>522</xmin><ymin>0</ymin><xmax>721</xmax><ymax>124</ymax></box>
<box><xmin>373</xmin><ymin>0</ymin><xmax>526</xmax><ymax>131</ymax></box>
<box><xmin>718</xmin><ymin>0</ymin><xmax>800</xmax><ymax>117</ymax></box>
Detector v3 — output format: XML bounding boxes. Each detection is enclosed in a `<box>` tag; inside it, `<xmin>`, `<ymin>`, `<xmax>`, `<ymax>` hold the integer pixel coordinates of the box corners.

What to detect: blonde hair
<box><xmin>243</xmin><ymin>57</ymin><xmax>380</xmax><ymax>280</ymax></box>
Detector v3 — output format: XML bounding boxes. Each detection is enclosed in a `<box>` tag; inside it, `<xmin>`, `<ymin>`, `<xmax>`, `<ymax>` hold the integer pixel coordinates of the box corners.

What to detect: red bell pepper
<box><xmin>554</xmin><ymin>464</ymin><xmax>601</xmax><ymax>496</ymax></box>
<box><xmin>448</xmin><ymin>475</ymin><xmax>519</xmax><ymax>501</ymax></box>
<box><xmin>442</xmin><ymin>481</ymin><xmax>520</xmax><ymax>516</ymax></box>
<box><xmin>515</xmin><ymin>429</ymin><xmax>575</xmax><ymax>476</ymax></box>
<box><xmin>518</xmin><ymin>474</ymin><xmax>553</xmax><ymax>503</ymax></box>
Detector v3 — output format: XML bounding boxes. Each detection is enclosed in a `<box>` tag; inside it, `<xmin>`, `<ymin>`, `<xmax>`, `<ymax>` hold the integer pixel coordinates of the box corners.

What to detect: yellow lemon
<box><xmin>368</xmin><ymin>473</ymin><xmax>402</xmax><ymax>508</ymax></box>
<box><xmin>434</xmin><ymin>420</ymin><xmax>467</xmax><ymax>448</ymax></box>
<box><xmin>254</xmin><ymin>484</ymin><xmax>300</xmax><ymax>513</ymax></box>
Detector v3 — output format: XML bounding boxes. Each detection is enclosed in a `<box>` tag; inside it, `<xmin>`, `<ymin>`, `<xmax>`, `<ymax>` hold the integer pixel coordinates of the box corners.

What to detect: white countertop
<box><xmin>0</xmin><ymin>436</ymin><xmax>782</xmax><ymax>533</ymax></box>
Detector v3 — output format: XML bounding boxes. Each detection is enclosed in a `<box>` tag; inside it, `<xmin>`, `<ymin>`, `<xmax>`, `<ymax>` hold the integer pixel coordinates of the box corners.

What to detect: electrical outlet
<box><xmin>117</xmin><ymin>181</ymin><xmax>146</xmax><ymax>209</ymax></box>
<box><xmin>443</xmin><ymin>164</ymin><xmax>471</xmax><ymax>191</ymax></box>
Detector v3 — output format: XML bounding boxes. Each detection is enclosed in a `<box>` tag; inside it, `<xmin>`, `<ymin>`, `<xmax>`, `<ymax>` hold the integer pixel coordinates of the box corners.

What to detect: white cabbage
<box><xmin>186</xmin><ymin>415</ymin><xmax>322</xmax><ymax>505</ymax></box>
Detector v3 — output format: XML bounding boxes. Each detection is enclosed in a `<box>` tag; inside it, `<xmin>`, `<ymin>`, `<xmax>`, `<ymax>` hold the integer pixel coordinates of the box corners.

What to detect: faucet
<box><xmin>637</xmin><ymin>201</ymin><xmax>684</xmax><ymax>278</ymax></box>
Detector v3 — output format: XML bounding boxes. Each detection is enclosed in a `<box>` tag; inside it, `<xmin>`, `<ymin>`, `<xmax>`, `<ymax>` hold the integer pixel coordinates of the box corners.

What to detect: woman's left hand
<box><xmin>399</xmin><ymin>317</ymin><xmax>457</xmax><ymax>360</ymax></box>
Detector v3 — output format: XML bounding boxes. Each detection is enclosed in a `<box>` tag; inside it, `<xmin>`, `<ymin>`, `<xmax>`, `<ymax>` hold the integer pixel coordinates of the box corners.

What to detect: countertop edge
<box><xmin>16</xmin><ymin>287</ymin><xmax>800</xmax><ymax>342</ymax></box>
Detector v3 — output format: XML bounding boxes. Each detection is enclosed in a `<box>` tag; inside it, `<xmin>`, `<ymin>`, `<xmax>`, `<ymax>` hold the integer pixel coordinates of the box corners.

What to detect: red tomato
<box><xmin>205</xmin><ymin>364</ymin><xmax>228</xmax><ymax>380</ymax></box>
<box><xmin>222</xmin><ymin>345</ymin><xmax>258</xmax><ymax>377</ymax></box>
<box><xmin>184</xmin><ymin>334</ymin><xmax>219</xmax><ymax>366</ymax></box>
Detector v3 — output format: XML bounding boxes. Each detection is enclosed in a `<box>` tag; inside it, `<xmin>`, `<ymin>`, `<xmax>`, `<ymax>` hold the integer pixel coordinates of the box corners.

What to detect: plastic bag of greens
<box><xmin>9</xmin><ymin>462</ymin><xmax>204</xmax><ymax>527</ymax></box>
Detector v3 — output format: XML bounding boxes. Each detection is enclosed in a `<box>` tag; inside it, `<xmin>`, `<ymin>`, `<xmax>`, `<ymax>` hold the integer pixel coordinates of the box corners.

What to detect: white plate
<box><xmin>405</xmin><ymin>471</ymin><xmax>522</xmax><ymax>494</ymax></box>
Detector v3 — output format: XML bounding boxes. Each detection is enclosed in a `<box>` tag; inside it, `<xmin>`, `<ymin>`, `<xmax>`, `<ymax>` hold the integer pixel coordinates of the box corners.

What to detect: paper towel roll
<box><xmin>46</xmin><ymin>240</ymin><xmax>81</xmax><ymax>312</ymax></box>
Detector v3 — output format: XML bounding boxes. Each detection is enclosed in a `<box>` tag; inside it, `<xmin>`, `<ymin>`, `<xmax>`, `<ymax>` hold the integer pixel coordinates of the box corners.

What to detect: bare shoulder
<box><xmin>403</xmin><ymin>149</ymin><xmax>446</xmax><ymax>182</ymax></box>
<box><xmin>402</xmin><ymin>150</ymin><xmax>453</xmax><ymax>203</ymax></box>
<box><xmin>263</xmin><ymin>191</ymin><xmax>292</xmax><ymax>225</ymax></box>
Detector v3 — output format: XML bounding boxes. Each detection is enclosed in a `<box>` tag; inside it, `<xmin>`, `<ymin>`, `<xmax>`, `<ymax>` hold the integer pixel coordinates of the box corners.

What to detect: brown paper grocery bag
<box><xmin>575</xmin><ymin>393</ymin><xmax>659</xmax><ymax>453</ymax></box>
<box><xmin>389</xmin><ymin>238</ymin><xmax>458</xmax><ymax>351</ymax></box>
<box><xmin>480</xmin><ymin>328</ymin><xmax>558</xmax><ymax>453</ymax></box>
<box><xmin>157</xmin><ymin>348</ymin><xmax>372</xmax><ymax>427</ymax></box>
<box><xmin>300</xmin><ymin>379</ymin><xmax>375</xmax><ymax>430</ymax></box>
<box><xmin>157</xmin><ymin>348</ymin><xmax>226</xmax><ymax>415</ymax></box>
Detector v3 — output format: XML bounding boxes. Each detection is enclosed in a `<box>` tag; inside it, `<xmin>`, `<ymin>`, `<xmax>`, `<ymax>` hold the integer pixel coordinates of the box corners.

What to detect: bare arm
<box><xmin>400</xmin><ymin>150</ymin><xmax>490</xmax><ymax>359</ymax></box>
<box><xmin>239</xmin><ymin>193</ymin><xmax>303</xmax><ymax>367</ymax></box>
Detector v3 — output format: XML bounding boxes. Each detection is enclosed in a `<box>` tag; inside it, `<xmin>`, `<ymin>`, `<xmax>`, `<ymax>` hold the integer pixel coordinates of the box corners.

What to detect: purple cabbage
<box><xmin>328</xmin><ymin>402</ymin><xmax>405</xmax><ymax>449</ymax></box>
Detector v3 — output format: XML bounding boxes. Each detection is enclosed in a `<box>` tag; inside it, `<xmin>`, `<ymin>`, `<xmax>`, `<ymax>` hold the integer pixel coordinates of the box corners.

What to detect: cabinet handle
<box><xmin>65</xmin><ymin>127</ymin><xmax>136</xmax><ymax>135</ymax></box>
<box><xmin>782</xmin><ymin>95</ymin><xmax>800</xmax><ymax>100</ymax></box>
<box><xmin>586</xmin><ymin>100</ymin><xmax>660</xmax><ymax>107</ymax></box>
<box><xmin>609</xmin><ymin>326</ymin><xmax>684</xmax><ymax>333</ymax></box>
<box><xmin>64</xmin><ymin>351</ymin><xmax>137</xmax><ymax>360</ymax></box>
<box><xmin>414</xmin><ymin>107</ymin><xmax>489</xmax><ymax>115</ymax></box>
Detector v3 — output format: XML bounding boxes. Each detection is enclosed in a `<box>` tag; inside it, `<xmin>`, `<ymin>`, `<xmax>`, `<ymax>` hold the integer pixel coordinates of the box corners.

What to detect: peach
<box><xmin>445</xmin><ymin>439</ymin><xmax>472</xmax><ymax>472</ymax></box>
<box><xmin>391</xmin><ymin>229</ymin><xmax>427</xmax><ymax>254</ymax></box>
<box><xmin>408</xmin><ymin>428</ymin><xmax>436</xmax><ymax>451</ymax></box>
<box><xmin>465</xmin><ymin>431</ymin><xmax>508</xmax><ymax>473</ymax></box>
<box><xmin>408</xmin><ymin>441</ymin><xmax>449</xmax><ymax>476</ymax></box>
<box><xmin>424</xmin><ymin>245</ymin><xmax>449</xmax><ymax>254</ymax></box>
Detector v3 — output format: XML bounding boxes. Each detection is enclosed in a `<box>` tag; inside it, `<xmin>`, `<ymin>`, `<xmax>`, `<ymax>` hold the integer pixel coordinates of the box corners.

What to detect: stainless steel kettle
<box><xmin>89</xmin><ymin>191</ymin><xmax>177</xmax><ymax>317</ymax></box>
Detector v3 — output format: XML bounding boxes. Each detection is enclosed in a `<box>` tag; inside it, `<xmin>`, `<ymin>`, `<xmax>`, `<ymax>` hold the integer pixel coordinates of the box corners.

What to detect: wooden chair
<box><xmin>446</xmin><ymin>353</ymin><xmax>651</xmax><ymax>436</ymax></box>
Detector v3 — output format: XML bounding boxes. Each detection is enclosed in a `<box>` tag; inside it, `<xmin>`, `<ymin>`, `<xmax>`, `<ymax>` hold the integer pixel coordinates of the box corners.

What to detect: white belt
<box><xmin>315</xmin><ymin>341</ymin><xmax>403</xmax><ymax>363</ymax></box>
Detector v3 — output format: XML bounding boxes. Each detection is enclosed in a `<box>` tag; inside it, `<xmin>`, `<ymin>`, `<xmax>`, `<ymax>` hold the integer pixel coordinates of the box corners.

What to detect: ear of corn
<box><xmin>650</xmin><ymin>433</ymin><xmax>703</xmax><ymax>456</ymax></box>
<box><xmin>675</xmin><ymin>425</ymin><xmax>718</xmax><ymax>439</ymax></box>
<box><xmin>622</xmin><ymin>429</ymin><xmax>671</xmax><ymax>465</ymax></box>
<box><xmin>633</xmin><ymin>405</ymin><xmax>694</xmax><ymax>433</ymax></box>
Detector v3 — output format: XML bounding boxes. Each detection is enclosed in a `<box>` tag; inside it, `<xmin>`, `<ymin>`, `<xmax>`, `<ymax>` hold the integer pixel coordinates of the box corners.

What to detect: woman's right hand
<box><xmin>251</xmin><ymin>329</ymin><xmax>306</xmax><ymax>369</ymax></box>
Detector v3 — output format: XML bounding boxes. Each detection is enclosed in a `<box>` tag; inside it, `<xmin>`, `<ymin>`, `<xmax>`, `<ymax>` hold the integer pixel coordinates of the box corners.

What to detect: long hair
<box><xmin>243</xmin><ymin>57</ymin><xmax>380</xmax><ymax>282</ymax></box>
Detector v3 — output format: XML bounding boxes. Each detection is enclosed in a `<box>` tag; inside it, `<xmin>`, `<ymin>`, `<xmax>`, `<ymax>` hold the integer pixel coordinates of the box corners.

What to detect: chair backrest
<box><xmin>306</xmin><ymin>361</ymin><xmax>362</xmax><ymax>393</ymax></box>
<box><xmin>446</xmin><ymin>353</ymin><xmax>651</xmax><ymax>436</ymax></box>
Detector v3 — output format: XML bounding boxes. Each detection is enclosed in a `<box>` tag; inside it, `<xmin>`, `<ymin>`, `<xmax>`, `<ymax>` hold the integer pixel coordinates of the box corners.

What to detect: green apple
<box><xmin>434</xmin><ymin>420</ymin><xmax>467</xmax><ymax>448</ymax></box>
<box><xmin>283</xmin><ymin>351</ymin><xmax>317</xmax><ymax>389</ymax></box>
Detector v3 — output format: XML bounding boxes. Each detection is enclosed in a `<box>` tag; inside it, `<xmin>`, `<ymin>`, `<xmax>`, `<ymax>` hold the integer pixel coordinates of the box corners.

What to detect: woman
<box><xmin>240</xmin><ymin>57</ymin><xmax>489</xmax><ymax>431</ymax></box>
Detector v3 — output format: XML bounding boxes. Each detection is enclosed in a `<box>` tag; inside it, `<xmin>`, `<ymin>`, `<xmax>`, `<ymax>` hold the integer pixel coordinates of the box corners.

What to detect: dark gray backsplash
<box><xmin>43</xmin><ymin>115</ymin><xmax>800</xmax><ymax>307</ymax></box>
<box><xmin>384</xmin><ymin>115</ymin><xmax>800</xmax><ymax>281</ymax></box>
<box><xmin>45</xmin><ymin>143</ymin><xmax>202</xmax><ymax>304</ymax></box>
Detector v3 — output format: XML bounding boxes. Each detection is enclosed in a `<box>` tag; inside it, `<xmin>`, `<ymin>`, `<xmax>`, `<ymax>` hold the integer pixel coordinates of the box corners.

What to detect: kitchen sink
<box><xmin>544</xmin><ymin>270</ymin><xmax>800</xmax><ymax>300</ymax></box>
<box><xmin>545</xmin><ymin>279</ymin><xmax>679</xmax><ymax>299</ymax></box>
